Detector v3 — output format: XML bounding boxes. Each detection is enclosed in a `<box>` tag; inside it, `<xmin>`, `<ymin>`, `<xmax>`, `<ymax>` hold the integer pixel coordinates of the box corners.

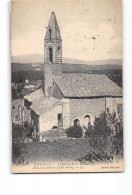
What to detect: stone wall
<box><xmin>62</xmin><ymin>99</ymin><xmax>70</xmax><ymax>129</ymax></box>
<box><xmin>44</xmin><ymin>63</ymin><xmax>62</xmax><ymax>97</ymax></box>
<box><xmin>44</xmin><ymin>40</ymin><xmax>62</xmax><ymax>64</ymax></box>
<box><xmin>31</xmin><ymin>110</ymin><xmax>39</xmax><ymax>132</ymax></box>
<box><xmin>68</xmin><ymin>97</ymin><xmax>123</xmax><ymax>127</ymax></box>
<box><xmin>37</xmin><ymin>96</ymin><xmax>123</xmax><ymax>136</ymax></box>
<box><xmin>69</xmin><ymin>98</ymin><xmax>106</xmax><ymax>126</ymax></box>
<box><xmin>12</xmin><ymin>100</ymin><xmax>31</xmax><ymax>125</ymax></box>
<box><xmin>106</xmin><ymin>97</ymin><xmax>123</xmax><ymax>119</ymax></box>
<box><xmin>43</xmin><ymin>63</ymin><xmax>53</xmax><ymax>97</ymax></box>
<box><xmin>39</xmin><ymin>104</ymin><xmax>62</xmax><ymax>133</ymax></box>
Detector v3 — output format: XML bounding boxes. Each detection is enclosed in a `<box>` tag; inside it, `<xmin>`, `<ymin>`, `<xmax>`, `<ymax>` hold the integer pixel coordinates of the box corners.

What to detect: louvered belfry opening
<box><xmin>49</xmin><ymin>47</ymin><xmax>53</xmax><ymax>63</ymax></box>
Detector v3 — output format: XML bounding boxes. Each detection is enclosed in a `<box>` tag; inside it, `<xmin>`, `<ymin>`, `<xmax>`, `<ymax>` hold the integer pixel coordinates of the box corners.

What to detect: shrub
<box><xmin>12</xmin><ymin>124</ymin><xmax>28</xmax><ymax>143</ymax></box>
<box><xmin>12</xmin><ymin>143</ymin><xmax>23</xmax><ymax>164</ymax></box>
<box><xmin>12</xmin><ymin>123</ymin><xmax>30</xmax><ymax>164</ymax></box>
<box><xmin>113</xmin><ymin>124</ymin><xmax>123</xmax><ymax>156</ymax></box>
<box><xmin>84</xmin><ymin>109</ymin><xmax>123</xmax><ymax>157</ymax></box>
<box><xmin>93</xmin><ymin>112</ymin><xmax>112</xmax><ymax>137</ymax></box>
<box><xmin>66</xmin><ymin>125</ymin><xmax>83</xmax><ymax>138</ymax></box>
<box><xmin>84</xmin><ymin>123</ymin><xmax>93</xmax><ymax>138</ymax></box>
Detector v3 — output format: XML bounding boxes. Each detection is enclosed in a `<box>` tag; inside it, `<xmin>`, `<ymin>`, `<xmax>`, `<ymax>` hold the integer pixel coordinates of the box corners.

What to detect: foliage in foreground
<box><xmin>12</xmin><ymin>122</ymin><xmax>34</xmax><ymax>164</ymax></box>
<box><xmin>66</xmin><ymin>125</ymin><xmax>83</xmax><ymax>138</ymax></box>
<box><xmin>84</xmin><ymin>109</ymin><xmax>123</xmax><ymax>157</ymax></box>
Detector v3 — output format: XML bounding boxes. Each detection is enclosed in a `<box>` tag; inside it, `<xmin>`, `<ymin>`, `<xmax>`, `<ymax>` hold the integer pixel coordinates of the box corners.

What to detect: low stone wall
<box><xmin>39</xmin><ymin>129</ymin><xmax>67</xmax><ymax>142</ymax></box>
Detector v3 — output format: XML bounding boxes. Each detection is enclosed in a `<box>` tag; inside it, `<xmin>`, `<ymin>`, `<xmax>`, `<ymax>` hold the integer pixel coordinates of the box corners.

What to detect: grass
<box><xmin>13</xmin><ymin>139</ymin><xmax>95</xmax><ymax>164</ymax></box>
<box><xmin>13</xmin><ymin>138</ymin><xmax>122</xmax><ymax>166</ymax></box>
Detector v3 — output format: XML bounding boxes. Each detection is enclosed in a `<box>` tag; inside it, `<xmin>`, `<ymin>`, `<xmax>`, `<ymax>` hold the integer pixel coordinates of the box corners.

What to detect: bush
<box><xmin>113</xmin><ymin>125</ymin><xmax>123</xmax><ymax>156</ymax></box>
<box><xmin>66</xmin><ymin>125</ymin><xmax>83</xmax><ymax>138</ymax></box>
<box><xmin>12</xmin><ymin>143</ymin><xmax>23</xmax><ymax>164</ymax></box>
<box><xmin>84</xmin><ymin>123</ymin><xmax>93</xmax><ymax>138</ymax></box>
<box><xmin>84</xmin><ymin>109</ymin><xmax>123</xmax><ymax>157</ymax></box>
<box><xmin>12</xmin><ymin>124</ymin><xmax>28</xmax><ymax>144</ymax></box>
<box><xmin>94</xmin><ymin>112</ymin><xmax>112</xmax><ymax>137</ymax></box>
<box><xmin>12</xmin><ymin>123</ymin><xmax>30</xmax><ymax>164</ymax></box>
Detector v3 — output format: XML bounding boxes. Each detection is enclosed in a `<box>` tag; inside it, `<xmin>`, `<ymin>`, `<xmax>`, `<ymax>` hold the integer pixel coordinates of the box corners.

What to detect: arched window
<box><xmin>49</xmin><ymin>47</ymin><xmax>53</xmax><ymax>63</ymax></box>
<box><xmin>84</xmin><ymin>115</ymin><xmax>91</xmax><ymax>127</ymax></box>
<box><xmin>49</xmin><ymin>29</ymin><xmax>52</xmax><ymax>39</ymax></box>
<box><xmin>52</xmin><ymin>126</ymin><xmax>58</xmax><ymax>129</ymax></box>
<box><xmin>58</xmin><ymin>46</ymin><xmax>60</xmax><ymax>51</ymax></box>
<box><xmin>74</xmin><ymin>119</ymin><xmax>80</xmax><ymax>126</ymax></box>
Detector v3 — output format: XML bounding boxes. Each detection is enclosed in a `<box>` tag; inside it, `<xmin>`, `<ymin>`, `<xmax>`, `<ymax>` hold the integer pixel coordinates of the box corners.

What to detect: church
<box><xmin>24</xmin><ymin>12</ymin><xmax>123</xmax><ymax>140</ymax></box>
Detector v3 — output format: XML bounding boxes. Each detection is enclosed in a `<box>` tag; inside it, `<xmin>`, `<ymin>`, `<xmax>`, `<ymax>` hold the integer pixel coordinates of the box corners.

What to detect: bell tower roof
<box><xmin>44</xmin><ymin>11</ymin><xmax>62</xmax><ymax>40</ymax></box>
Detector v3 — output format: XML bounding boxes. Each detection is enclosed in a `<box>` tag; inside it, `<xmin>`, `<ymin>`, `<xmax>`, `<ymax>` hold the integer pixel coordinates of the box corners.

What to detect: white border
<box><xmin>0</xmin><ymin>0</ymin><xmax>132</xmax><ymax>195</ymax></box>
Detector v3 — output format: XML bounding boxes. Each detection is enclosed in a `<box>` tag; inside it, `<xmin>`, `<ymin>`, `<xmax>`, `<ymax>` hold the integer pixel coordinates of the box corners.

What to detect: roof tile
<box><xmin>54</xmin><ymin>73</ymin><xmax>122</xmax><ymax>97</ymax></box>
<box><xmin>30</xmin><ymin>97</ymin><xmax>62</xmax><ymax>115</ymax></box>
<box><xmin>24</xmin><ymin>88</ymin><xmax>44</xmax><ymax>102</ymax></box>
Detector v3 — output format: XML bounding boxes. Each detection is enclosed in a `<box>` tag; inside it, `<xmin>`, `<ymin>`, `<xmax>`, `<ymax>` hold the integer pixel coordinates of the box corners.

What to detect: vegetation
<box><xmin>12</xmin><ymin>71</ymin><xmax>43</xmax><ymax>83</ymax></box>
<box><xmin>12</xmin><ymin>139</ymin><xmax>93</xmax><ymax>164</ymax></box>
<box><xmin>84</xmin><ymin>109</ymin><xmax>123</xmax><ymax>158</ymax></box>
<box><xmin>12</xmin><ymin>109</ymin><xmax>123</xmax><ymax>164</ymax></box>
<box><xmin>12</xmin><ymin>122</ymin><xmax>36</xmax><ymax>164</ymax></box>
<box><xmin>12</xmin><ymin>83</ymin><xmax>25</xmax><ymax>99</ymax></box>
<box><xmin>65</xmin><ymin>109</ymin><xmax>123</xmax><ymax>159</ymax></box>
<box><xmin>66</xmin><ymin>125</ymin><xmax>83</xmax><ymax>138</ymax></box>
<box><xmin>11</xmin><ymin>62</ymin><xmax>122</xmax><ymax>88</ymax></box>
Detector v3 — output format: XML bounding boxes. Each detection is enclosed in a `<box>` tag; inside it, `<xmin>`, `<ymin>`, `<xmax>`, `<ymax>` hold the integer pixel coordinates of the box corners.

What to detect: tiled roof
<box><xmin>30</xmin><ymin>97</ymin><xmax>62</xmax><ymax>115</ymax></box>
<box><xmin>54</xmin><ymin>73</ymin><xmax>123</xmax><ymax>98</ymax></box>
<box><xmin>24</xmin><ymin>88</ymin><xmax>44</xmax><ymax>102</ymax></box>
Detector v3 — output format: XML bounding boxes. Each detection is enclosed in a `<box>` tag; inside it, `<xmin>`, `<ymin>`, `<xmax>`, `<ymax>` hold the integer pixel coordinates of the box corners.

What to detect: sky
<box><xmin>11</xmin><ymin>0</ymin><xmax>122</xmax><ymax>61</ymax></box>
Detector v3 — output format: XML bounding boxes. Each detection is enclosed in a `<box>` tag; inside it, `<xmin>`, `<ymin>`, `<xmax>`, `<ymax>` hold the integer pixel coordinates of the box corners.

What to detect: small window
<box><xmin>117</xmin><ymin>104</ymin><xmax>123</xmax><ymax>113</ymax></box>
<box><xmin>52</xmin><ymin>126</ymin><xmax>58</xmax><ymax>129</ymax></box>
<box><xmin>58</xmin><ymin>113</ymin><xmax>63</xmax><ymax>127</ymax></box>
<box><xmin>49</xmin><ymin>47</ymin><xmax>53</xmax><ymax>63</ymax></box>
<box><xmin>84</xmin><ymin>115</ymin><xmax>91</xmax><ymax>126</ymax></box>
<box><xmin>58</xmin><ymin>113</ymin><xmax>62</xmax><ymax>121</ymax></box>
<box><xmin>12</xmin><ymin>106</ymin><xmax>15</xmax><ymax>109</ymax></box>
<box><xmin>49</xmin><ymin>29</ymin><xmax>52</xmax><ymax>39</ymax></box>
<box><xmin>58</xmin><ymin>46</ymin><xmax>60</xmax><ymax>51</ymax></box>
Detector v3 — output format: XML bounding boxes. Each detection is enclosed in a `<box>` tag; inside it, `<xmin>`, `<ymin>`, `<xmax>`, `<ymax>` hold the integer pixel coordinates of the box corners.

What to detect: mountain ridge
<box><xmin>11</xmin><ymin>53</ymin><xmax>122</xmax><ymax>66</ymax></box>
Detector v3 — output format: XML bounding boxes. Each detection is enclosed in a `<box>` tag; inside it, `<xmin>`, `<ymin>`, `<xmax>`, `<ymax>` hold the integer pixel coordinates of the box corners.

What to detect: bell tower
<box><xmin>44</xmin><ymin>12</ymin><xmax>62</xmax><ymax>97</ymax></box>
<box><xmin>44</xmin><ymin>11</ymin><xmax>62</xmax><ymax>64</ymax></box>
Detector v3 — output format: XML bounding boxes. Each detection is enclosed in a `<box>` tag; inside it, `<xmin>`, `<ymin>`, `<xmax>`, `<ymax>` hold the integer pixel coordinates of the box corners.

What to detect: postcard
<box><xmin>11</xmin><ymin>0</ymin><xmax>123</xmax><ymax>173</ymax></box>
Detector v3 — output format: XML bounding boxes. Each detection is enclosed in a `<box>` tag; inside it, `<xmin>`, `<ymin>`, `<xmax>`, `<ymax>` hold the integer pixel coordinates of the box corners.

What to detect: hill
<box><xmin>11</xmin><ymin>53</ymin><xmax>122</xmax><ymax>66</ymax></box>
<box><xmin>11</xmin><ymin>55</ymin><xmax>122</xmax><ymax>88</ymax></box>
<box><xmin>11</xmin><ymin>62</ymin><xmax>122</xmax><ymax>88</ymax></box>
<box><xmin>11</xmin><ymin>62</ymin><xmax>122</xmax><ymax>73</ymax></box>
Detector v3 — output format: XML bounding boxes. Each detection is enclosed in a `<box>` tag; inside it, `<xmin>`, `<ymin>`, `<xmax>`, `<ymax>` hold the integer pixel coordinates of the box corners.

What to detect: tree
<box><xmin>85</xmin><ymin>109</ymin><xmax>123</xmax><ymax>157</ymax></box>
<box><xmin>84</xmin><ymin>123</ymin><xmax>93</xmax><ymax>138</ymax></box>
